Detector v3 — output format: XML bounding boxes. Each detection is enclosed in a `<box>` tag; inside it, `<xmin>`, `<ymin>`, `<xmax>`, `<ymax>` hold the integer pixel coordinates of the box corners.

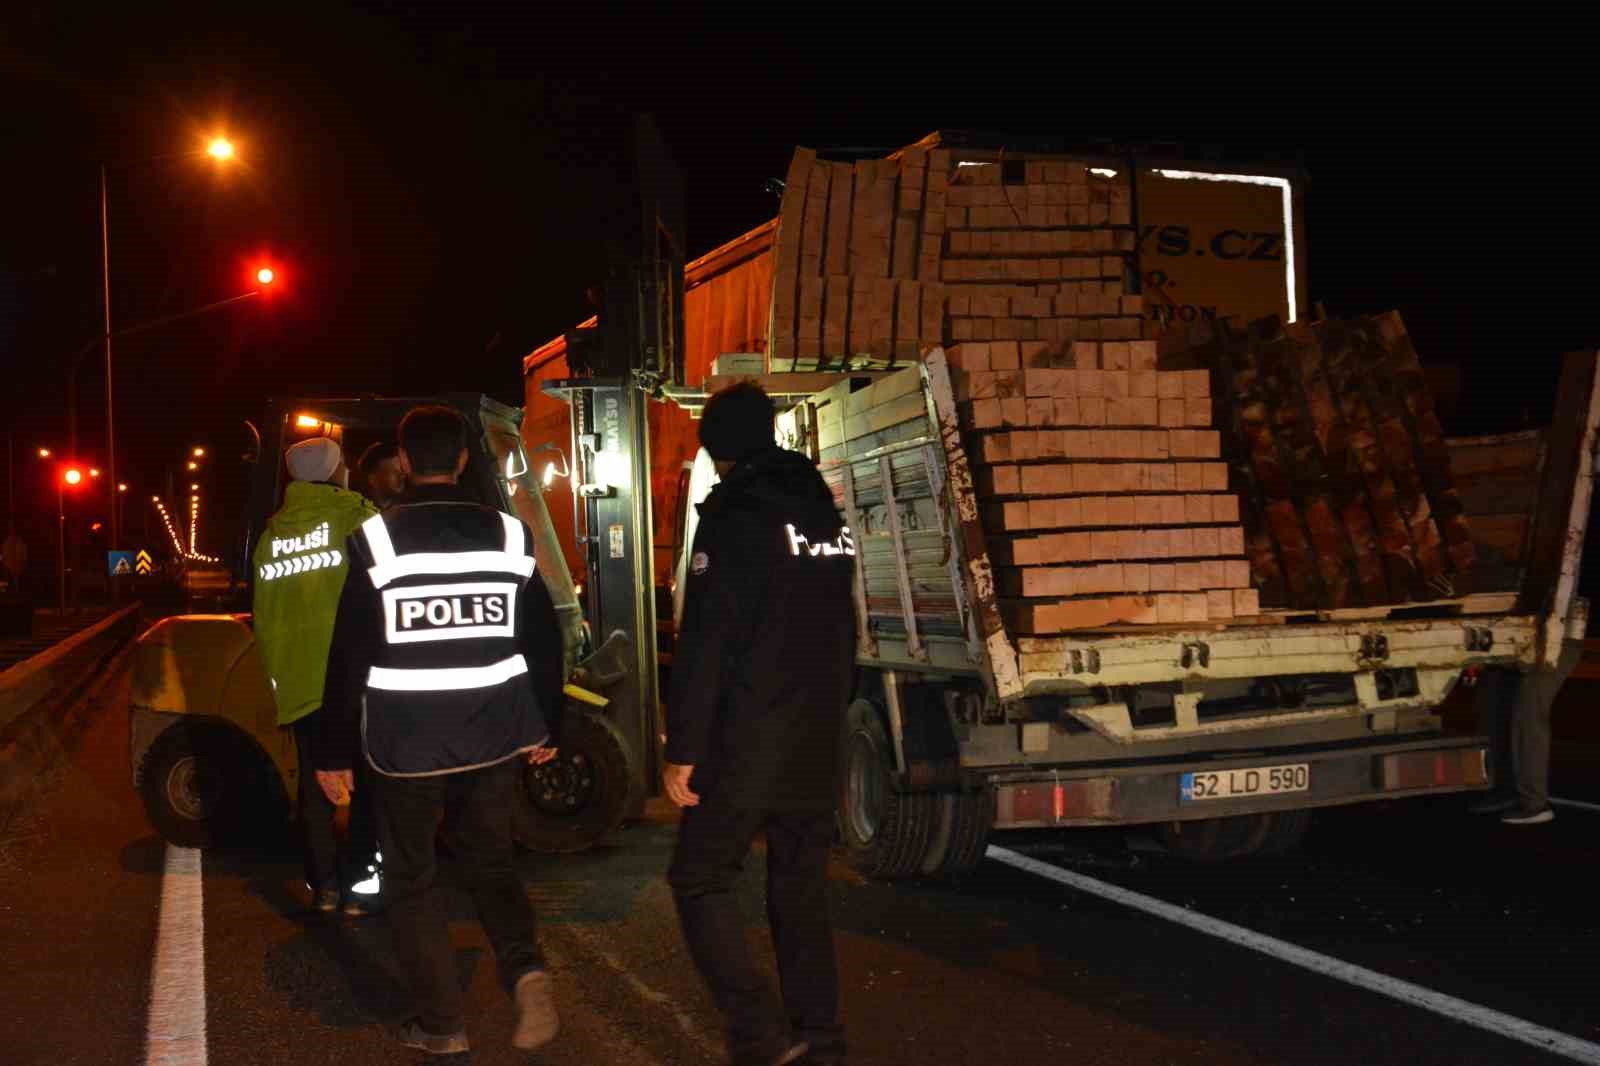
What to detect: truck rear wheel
<box><xmin>1158</xmin><ymin>810</ymin><xmax>1312</xmax><ymax>861</ymax></box>
<box><xmin>838</xmin><ymin>699</ymin><xmax>937</xmax><ymax>879</ymax></box>
<box><xmin>514</xmin><ymin>705</ymin><xmax>632</xmax><ymax>854</ymax></box>
<box><xmin>138</xmin><ymin>721</ymin><xmax>270</xmax><ymax>849</ymax></box>
<box><xmin>928</xmin><ymin>788</ymin><xmax>996</xmax><ymax>876</ymax></box>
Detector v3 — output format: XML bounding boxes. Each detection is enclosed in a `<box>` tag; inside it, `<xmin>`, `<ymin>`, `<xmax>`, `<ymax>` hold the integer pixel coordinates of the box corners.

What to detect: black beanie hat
<box><xmin>700</xmin><ymin>382</ymin><xmax>775</xmax><ymax>463</ymax></box>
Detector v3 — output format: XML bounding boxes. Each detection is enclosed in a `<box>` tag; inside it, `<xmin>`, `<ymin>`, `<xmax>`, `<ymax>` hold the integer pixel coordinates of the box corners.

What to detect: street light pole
<box><xmin>57</xmin><ymin>477</ymin><xmax>66</xmax><ymax>613</ymax></box>
<box><xmin>101</xmin><ymin>163</ymin><xmax>118</xmax><ymax>557</ymax></box>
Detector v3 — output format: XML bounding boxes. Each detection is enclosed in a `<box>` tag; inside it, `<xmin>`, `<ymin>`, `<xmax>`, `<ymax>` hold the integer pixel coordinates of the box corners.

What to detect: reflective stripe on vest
<box><xmin>368</xmin><ymin>653</ymin><xmax>529</xmax><ymax>692</ymax></box>
<box><xmin>362</xmin><ymin>511</ymin><xmax>534</xmax><ymax>590</ymax></box>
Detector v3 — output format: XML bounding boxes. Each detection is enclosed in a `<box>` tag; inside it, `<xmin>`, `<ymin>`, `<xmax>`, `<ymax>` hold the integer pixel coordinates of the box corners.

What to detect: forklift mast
<box><xmin>543</xmin><ymin>115</ymin><xmax>687</xmax><ymax>805</ymax></box>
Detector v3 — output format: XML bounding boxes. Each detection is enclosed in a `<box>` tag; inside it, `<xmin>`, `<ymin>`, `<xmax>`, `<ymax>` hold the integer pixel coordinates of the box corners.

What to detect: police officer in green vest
<box><xmin>252</xmin><ymin>436</ymin><xmax>382</xmax><ymax>915</ymax></box>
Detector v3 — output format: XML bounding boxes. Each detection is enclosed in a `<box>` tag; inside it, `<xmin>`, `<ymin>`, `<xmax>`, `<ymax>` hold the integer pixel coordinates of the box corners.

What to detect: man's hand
<box><xmin>663</xmin><ymin>762</ymin><xmax>699</xmax><ymax>808</ymax></box>
<box><xmin>527</xmin><ymin>743</ymin><xmax>558</xmax><ymax>765</ymax></box>
<box><xmin>316</xmin><ymin>769</ymin><xmax>354</xmax><ymax>807</ymax></box>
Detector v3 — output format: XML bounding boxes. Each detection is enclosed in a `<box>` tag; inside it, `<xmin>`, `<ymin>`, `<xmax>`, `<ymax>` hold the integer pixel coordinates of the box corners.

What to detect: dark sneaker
<box><xmin>1501</xmin><ymin>807</ymin><xmax>1555</xmax><ymax>826</ymax></box>
<box><xmin>393</xmin><ymin>1018</ymin><xmax>469</xmax><ymax>1055</ymax></box>
<box><xmin>1468</xmin><ymin>794</ymin><xmax>1519</xmax><ymax>815</ymax></box>
<box><xmin>512</xmin><ymin>970</ymin><xmax>559</xmax><ymax>1050</ymax></box>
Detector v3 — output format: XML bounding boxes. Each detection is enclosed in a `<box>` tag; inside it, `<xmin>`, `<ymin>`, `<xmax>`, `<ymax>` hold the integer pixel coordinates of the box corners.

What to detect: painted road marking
<box><xmin>1551</xmin><ymin>796</ymin><xmax>1600</xmax><ymax>815</ymax></box>
<box><xmin>988</xmin><ymin>845</ymin><xmax>1600</xmax><ymax>1066</ymax></box>
<box><xmin>144</xmin><ymin>845</ymin><xmax>207</xmax><ymax>1066</ymax></box>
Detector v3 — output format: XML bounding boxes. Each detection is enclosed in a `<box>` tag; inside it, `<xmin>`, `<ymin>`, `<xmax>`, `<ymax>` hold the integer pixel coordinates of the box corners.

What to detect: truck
<box><xmin>520</xmin><ymin>131</ymin><xmax>1599</xmax><ymax>875</ymax></box>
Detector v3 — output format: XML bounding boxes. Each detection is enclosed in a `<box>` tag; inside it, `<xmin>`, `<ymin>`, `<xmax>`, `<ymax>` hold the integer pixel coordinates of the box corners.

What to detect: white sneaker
<box><xmin>1501</xmin><ymin>807</ymin><xmax>1555</xmax><ymax>826</ymax></box>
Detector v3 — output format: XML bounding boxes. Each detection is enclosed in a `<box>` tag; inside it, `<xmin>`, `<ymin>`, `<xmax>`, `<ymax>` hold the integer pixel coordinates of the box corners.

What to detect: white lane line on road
<box><xmin>988</xmin><ymin>844</ymin><xmax>1600</xmax><ymax>1066</ymax></box>
<box><xmin>144</xmin><ymin>845</ymin><xmax>207</xmax><ymax>1066</ymax></box>
<box><xmin>1551</xmin><ymin>796</ymin><xmax>1600</xmax><ymax>814</ymax></box>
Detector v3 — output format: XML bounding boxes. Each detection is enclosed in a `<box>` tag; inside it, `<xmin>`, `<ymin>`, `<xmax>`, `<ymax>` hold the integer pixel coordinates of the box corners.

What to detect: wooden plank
<box><xmin>1463</xmin><ymin>513</ymin><xmax>1530</xmax><ymax>562</ymax></box>
<box><xmin>1256</xmin><ymin>321</ymin><xmax>1357</xmax><ymax>608</ymax></box>
<box><xmin>824</xmin><ymin>161</ymin><xmax>854</xmax><ymax>278</ymax></box>
<box><xmin>1289</xmin><ymin>322</ymin><xmax>1389</xmax><ymax>605</ymax></box>
<box><xmin>848</xmin><ymin>161</ymin><xmax>876</xmax><ymax>279</ymax></box>
<box><xmin>838</xmin><ymin>464</ymin><xmax>878</xmax><ymax>657</ymax></box>
<box><xmin>770</xmin><ymin>148</ymin><xmax>816</xmax><ymax>363</ymax></box>
<box><xmin>1320</xmin><ymin>320</ymin><xmax>1427</xmax><ymax>601</ymax></box>
<box><xmin>1349</xmin><ymin>319</ymin><xmax>1450</xmax><ymax>592</ymax></box>
<box><xmin>824</xmin><ymin>275</ymin><xmax>849</xmax><ymax>360</ymax></box>
<box><xmin>1215</xmin><ymin>325</ymin><xmax>1296</xmax><ymax>607</ymax></box>
<box><xmin>1523</xmin><ymin>351</ymin><xmax>1600</xmax><ymax>613</ymax></box>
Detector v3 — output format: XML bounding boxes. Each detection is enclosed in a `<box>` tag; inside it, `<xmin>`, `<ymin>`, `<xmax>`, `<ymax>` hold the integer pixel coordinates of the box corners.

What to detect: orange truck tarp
<box><xmin>521</xmin><ymin>220</ymin><xmax>776</xmax><ymax>583</ymax></box>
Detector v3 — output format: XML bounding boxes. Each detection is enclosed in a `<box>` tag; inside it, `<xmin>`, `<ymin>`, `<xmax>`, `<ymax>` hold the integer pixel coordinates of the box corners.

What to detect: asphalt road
<box><xmin>1</xmin><ymin>661</ymin><xmax>1597</xmax><ymax>1066</ymax></box>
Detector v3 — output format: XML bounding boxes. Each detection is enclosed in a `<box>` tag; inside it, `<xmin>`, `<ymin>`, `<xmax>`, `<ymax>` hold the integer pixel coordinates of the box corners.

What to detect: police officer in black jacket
<box><xmin>665</xmin><ymin>383</ymin><xmax>857</xmax><ymax>1066</ymax></box>
<box><xmin>315</xmin><ymin>405</ymin><xmax>565</xmax><ymax>1057</ymax></box>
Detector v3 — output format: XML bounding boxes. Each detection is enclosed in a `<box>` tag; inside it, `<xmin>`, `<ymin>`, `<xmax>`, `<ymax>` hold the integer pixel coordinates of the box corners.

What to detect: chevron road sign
<box><xmin>258</xmin><ymin>549</ymin><xmax>343</xmax><ymax>582</ymax></box>
<box><xmin>135</xmin><ymin>550</ymin><xmax>154</xmax><ymax>575</ymax></box>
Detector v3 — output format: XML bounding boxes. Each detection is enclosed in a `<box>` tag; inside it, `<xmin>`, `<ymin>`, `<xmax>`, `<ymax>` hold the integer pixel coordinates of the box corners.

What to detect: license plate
<box><xmin>1181</xmin><ymin>763</ymin><xmax>1309</xmax><ymax>803</ymax></box>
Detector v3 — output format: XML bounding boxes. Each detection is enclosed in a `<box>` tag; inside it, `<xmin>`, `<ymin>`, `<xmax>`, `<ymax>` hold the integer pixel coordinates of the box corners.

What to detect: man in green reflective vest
<box><xmin>253</xmin><ymin>436</ymin><xmax>381</xmax><ymax>915</ymax></box>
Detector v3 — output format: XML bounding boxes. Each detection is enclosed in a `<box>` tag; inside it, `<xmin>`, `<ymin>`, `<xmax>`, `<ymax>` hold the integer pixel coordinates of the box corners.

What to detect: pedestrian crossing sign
<box><xmin>108</xmin><ymin>550</ymin><xmax>135</xmax><ymax>576</ymax></box>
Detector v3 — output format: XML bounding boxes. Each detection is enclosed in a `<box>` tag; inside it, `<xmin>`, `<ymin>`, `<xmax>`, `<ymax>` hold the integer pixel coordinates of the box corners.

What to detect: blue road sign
<box><xmin>108</xmin><ymin>551</ymin><xmax>135</xmax><ymax>576</ymax></box>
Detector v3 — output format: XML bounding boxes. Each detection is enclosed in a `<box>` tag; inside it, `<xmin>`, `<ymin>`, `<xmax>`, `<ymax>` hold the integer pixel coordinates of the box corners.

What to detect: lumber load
<box><xmin>768</xmin><ymin>145</ymin><xmax>1142</xmax><ymax>374</ymax></box>
<box><xmin>1175</xmin><ymin>312</ymin><xmax>1475</xmax><ymax>611</ymax></box>
<box><xmin>947</xmin><ymin>339</ymin><xmax>1254</xmax><ymax>633</ymax></box>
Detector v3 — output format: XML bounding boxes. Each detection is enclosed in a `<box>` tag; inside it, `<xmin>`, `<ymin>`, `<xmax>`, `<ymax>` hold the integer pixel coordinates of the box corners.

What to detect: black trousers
<box><xmin>668</xmin><ymin>796</ymin><xmax>842</xmax><ymax>1065</ymax></box>
<box><xmin>293</xmin><ymin>712</ymin><xmax>378</xmax><ymax>893</ymax></box>
<box><xmin>368</xmin><ymin>757</ymin><xmax>544</xmax><ymax>1035</ymax></box>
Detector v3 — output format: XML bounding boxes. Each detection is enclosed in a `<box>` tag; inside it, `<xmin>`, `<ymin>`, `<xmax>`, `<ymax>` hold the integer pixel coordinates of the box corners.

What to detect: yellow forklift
<box><xmin>128</xmin><ymin>393</ymin><xmax>650</xmax><ymax>853</ymax></box>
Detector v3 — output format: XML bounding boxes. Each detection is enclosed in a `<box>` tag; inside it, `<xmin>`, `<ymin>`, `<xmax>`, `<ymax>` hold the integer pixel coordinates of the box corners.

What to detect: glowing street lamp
<box><xmin>118</xmin><ymin>483</ymin><xmax>128</xmax><ymax>492</ymax></box>
<box><xmin>64</xmin><ymin>468</ymin><xmax>83</xmax><ymax>486</ymax></box>
<box><xmin>37</xmin><ymin>448</ymin><xmax>51</xmax><ymax>458</ymax></box>
<box><xmin>187</xmin><ymin>460</ymin><xmax>199</xmax><ymax>471</ymax></box>
<box><xmin>89</xmin><ymin>467</ymin><xmax>100</xmax><ymax>479</ymax></box>
<box><xmin>207</xmin><ymin>138</ymin><xmax>236</xmax><ymax>161</ymax></box>
<box><xmin>192</xmin><ymin>447</ymin><xmax>206</xmax><ymax>458</ymax></box>
<box><xmin>256</xmin><ymin>266</ymin><xmax>276</xmax><ymax>286</ymax></box>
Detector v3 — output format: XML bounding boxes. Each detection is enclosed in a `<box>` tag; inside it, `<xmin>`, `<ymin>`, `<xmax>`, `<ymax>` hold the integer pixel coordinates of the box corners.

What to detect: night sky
<box><xmin>2</xmin><ymin>9</ymin><xmax>1593</xmax><ymax>561</ymax></box>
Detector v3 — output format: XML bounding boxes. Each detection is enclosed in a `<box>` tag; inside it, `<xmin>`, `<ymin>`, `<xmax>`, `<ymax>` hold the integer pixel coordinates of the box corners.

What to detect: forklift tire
<box><xmin>138</xmin><ymin>721</ymin><xmax>269</xmax><ymax>849</ymax></box>
<box><xmin>838</xmin><ymin>699</ymin><xmax>937</xmax><ymax>880</ymax></box>
<box><xmin>514</xmin><ymin>705</ymin><xmax>632</xmax><ymax>854</ymax></box>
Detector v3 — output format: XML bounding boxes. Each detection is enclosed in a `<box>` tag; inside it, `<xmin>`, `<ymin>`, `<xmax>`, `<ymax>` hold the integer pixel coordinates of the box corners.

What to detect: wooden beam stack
<box><xmin>1191</xmin><ymin>312</ymin><xmax>1476</xmax><ymax>610</ymax></box>
<box><xmin>948</xmin><ymin>339</ymin><xmax>1256</xmax><ymax>632</ymax></box>
<box><xmin>768</xmin><ymin>144</ymin><xmax>1142</xmax><ymax>376</ymax></box>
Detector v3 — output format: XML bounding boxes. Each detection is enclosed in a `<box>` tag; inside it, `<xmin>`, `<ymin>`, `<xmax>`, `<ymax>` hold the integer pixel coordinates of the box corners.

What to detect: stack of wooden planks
<box><xmin>769</xmin><ymin>145</ymin><xmax>1143</xmax><ymax>373</ymax></box>
<box><xmin>949</xmin><ymin>339</ymin><xmax>1256</xmax><ymax>632</ymax></box>
<box><xmin>1186</xmin><ymin>311</ymin><xmax>1476</xmax><ymax>610</ymax></box>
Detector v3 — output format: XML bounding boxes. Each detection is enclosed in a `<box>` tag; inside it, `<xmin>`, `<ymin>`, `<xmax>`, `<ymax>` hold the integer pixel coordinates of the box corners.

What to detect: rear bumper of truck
<box><xmin>985</xmin><ymin>733</ymin><xmax>1488</xmax><ymax>829</ymax></box>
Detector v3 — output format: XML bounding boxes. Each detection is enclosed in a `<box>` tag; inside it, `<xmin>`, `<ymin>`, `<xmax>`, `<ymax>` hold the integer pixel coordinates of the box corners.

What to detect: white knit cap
<box><xmin>285</xmin><ymin>437</ymin><xmax>342</xmax><ymax>483</ymax></box>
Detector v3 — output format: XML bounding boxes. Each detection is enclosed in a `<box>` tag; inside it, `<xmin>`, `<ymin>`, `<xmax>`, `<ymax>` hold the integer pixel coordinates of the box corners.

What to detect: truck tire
<box><xmin>1259</xmin><ymin>808</ymin><xmax>1313</xmax><ymax>854</ymax></box>
<box><xmin>1158</xmin><ymin>809</ymin><xmax>1312</xmax><ymax>861</ymax></box>
<box><xmin>1156</xmin><ymin>814</ymin><xmax>1262</xmax><ymax>862</ymax></box>
<box><xmin>838</xmin><ymin>698</ymin><xmax>937</xmax><ymax>879</ymax></box>
<box><xmin>935</xmin><ymin>788</ymin><xmax>996</xmax><ymax>876</ymax></box>
<box><xmin>514</xmin><ymin>705</ymin><xmax>632</xmax><ymax>854</ymax></box>
<box><xmin>138</xmin><ymin>721</ymin><xmax>268</xmax><ymax>849</ymax></box>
